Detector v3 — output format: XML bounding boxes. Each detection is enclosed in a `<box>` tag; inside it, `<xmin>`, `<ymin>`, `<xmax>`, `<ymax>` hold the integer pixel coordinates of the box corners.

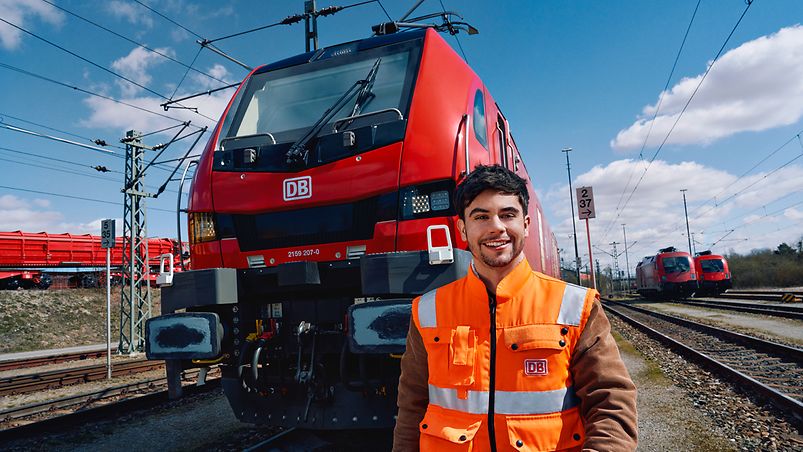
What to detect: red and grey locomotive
<box><xmin>145</xmin><ymin>27</ymin><xmax>560</xmax><ymax>430</ymax></box>
<box><xmin>693</xmin><ymin>250</ymin><xmax>731</xmax><ymax>295</ymax></box>
<box><xmin>635</xmin><ymin>246</ymin><xmax>698</xmax><ymax>299</ymax></box>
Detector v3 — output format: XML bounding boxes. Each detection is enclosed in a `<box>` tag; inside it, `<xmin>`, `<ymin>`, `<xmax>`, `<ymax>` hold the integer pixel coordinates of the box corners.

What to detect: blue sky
<box><xmin>1</xmin><ymin>0</ymin><xmax>802</xmax><ymax>274</ymax></box>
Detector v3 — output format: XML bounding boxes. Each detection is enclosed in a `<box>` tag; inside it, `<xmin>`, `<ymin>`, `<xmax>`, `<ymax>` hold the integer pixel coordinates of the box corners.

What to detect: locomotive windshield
<box><xmin>661</xmin><ymin>256</ymin><xmax>691</xmax><ymax>273</ymax></box>
<box><xmin>700</xmin><ymin>259</ymin><xmax>725</xmax><ymax>273</ymax></box>
<box><xmin>218</xmin><ymin>40</ymin><xmax>421</xmax><ymax>148</ymax></box>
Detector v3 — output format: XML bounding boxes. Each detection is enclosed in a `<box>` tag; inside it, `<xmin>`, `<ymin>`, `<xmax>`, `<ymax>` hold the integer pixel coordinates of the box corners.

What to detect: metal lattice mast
<box><xmin>120</xmin><ymin>130</ymin><xmax>152</xmax><ymax>354</ymax></box>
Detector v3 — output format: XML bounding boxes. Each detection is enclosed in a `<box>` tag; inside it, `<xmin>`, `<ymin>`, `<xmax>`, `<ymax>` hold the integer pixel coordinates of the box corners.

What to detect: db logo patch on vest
<box><xmin>524</xmin><ymin>359</ymin><xmax>548</xmax><ymax>376</ymax></box>
<box><xmin>283</xmin><ymin>176</ymin><xmax>312</xmax><ymax>201</ymax></box>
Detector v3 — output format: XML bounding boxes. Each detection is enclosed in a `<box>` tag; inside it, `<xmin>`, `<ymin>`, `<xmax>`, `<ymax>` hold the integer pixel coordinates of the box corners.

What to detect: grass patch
<box><xmin>611</xmin><ymin>330</ymin><xmax>670</xmax><ymax>386</ymax></box>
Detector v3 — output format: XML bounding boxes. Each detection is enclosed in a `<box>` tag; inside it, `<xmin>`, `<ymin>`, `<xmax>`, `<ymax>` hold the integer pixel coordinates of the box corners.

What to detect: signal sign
<box><xmin>101</xmin><ymin>219</ymin><xmax>116</xmax><ymax>248</ymax></box>
<box><xmin>576</xmin><ymin>186</ymin><xmax>596</xmax><ymax>220</ymax></box>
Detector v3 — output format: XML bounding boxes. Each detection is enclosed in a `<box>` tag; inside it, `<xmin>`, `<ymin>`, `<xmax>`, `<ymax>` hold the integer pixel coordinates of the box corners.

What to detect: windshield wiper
<box><xmin>285</xmin><ymin>58</ymin><xmax>382</xmax><ymax>167</ymax></box>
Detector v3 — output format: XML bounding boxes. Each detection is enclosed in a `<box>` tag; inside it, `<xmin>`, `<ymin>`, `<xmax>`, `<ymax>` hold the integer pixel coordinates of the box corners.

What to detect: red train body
<box><xmin>693</xmin><ymin>251</ymin><xmax>731</xmax><ymax>295</ymax></box>
<box><xmin>145</xmin><ymin>29</ymin><xmax>560</xmax><ymax>430</ymax></box>
<box><xmin>635</xmin><ymin>247</ymin><xmax>698</xmax><ymax>299</ymax></box>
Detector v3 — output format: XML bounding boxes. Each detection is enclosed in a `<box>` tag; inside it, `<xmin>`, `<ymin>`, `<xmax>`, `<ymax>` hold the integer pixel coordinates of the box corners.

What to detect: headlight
<box><xmin>189</xmin><ymin>212</ymin><xmax>217</xmax><ymax>244</ymax></box>
<box><xmin>399</xmin><ymin>180</ymin><xmax>455</xmax><ymax>220</ymax></box>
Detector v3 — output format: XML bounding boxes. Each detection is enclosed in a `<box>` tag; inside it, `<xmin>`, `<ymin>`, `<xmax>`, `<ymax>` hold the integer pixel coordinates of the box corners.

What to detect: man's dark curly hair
<box><xmin>454</xmin><ymin>164</ymin><xmax>529</xmax><ymax>220</ymax></box>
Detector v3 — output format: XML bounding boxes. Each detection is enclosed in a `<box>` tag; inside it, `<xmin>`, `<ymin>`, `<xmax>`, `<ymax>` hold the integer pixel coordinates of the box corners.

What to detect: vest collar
<box><xmin>468</xmin><ymin>257</ymin><xmax>532</xmax><ymax>303</ymax></box>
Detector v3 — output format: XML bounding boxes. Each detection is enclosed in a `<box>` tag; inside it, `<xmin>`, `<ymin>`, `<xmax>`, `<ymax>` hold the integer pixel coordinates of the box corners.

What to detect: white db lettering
<box><xmin>283</xmin><ymin>176</ymin><xmax>312</xmax><ymax>201</ymax></box>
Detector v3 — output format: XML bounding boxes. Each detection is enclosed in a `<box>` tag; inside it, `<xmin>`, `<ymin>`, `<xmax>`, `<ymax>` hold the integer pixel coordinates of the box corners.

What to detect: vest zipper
<box><xmin>487</xmin><ymin>292</ymin><xmax>498</xmax><ymax>452</ymax></box>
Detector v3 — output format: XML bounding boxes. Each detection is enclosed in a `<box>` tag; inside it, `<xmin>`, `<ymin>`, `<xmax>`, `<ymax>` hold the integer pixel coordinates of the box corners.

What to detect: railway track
<box><xmin>714</xmin><ymin>289</ymin><xmax>803</xmax><ymax>303</ymax></box>
<box><xmin>0</xmin><ymin>359</ymin><xmax>164</xmax><ymax>396</ymax></box>
<box><xmin>0</xmin><ymin>345</ymin><xmax>114</xmax><ymax>372</ymax></box>
<box><xmin>603</xmin><ymin>300</ymin><xmax>803</xmax><ymax>427</ymax></box>
<box><xmin>0</xmin><ymin>367</ymin><xmax>220</xmax><ymax>441</ymax></box>
<box><xmin>674</xmin><ymin>298</ymin><xmax>803</xmax><ymax>320</ymax></box>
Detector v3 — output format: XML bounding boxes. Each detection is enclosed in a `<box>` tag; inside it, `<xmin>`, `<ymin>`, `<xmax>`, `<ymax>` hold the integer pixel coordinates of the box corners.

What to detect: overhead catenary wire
<box><xmin>0</xmin><ymin>17</ymin><xmax>216</xmax><ymax>123</ymax></box>
<box><xmin>0</xmin><ymin>145</ymin><xmax>122</xmax><ymax>174</ymax></box>
<box><xmin>0</xmin><ymin>111</ymin><xmax>124</xmax><ymax>152</ymax></box>
<box><xmin>0</xmin><ymin>62</ymin><xmax>203</xmax><ymax>130</ymax></box>
<box><xmin>599</xmin><ymin>0</ymin><xmax>755</xmax><ymax>245</ymax></box>
<box><xmin>602</xmin><ymin>0</ymin><xmax>702</xmax><ymax>242</ymax></box>
<box><xmin>0</xmin><ymin>184</ymin><xmax>176</xmax><ymax>213</ymax></box>
<box><xmin>38</xmin><ymin>0</ymin><xmax>229</xmax><ymax>87</ymax></box>
<box><xmin>0</xmin><ymin>154</ymin><xmax>182</xmax><ymax>195</ymax></box>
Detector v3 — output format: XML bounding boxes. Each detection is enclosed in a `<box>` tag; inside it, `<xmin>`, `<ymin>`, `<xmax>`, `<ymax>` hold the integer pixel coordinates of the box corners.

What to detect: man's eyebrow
<box><xmin>468</xmin><ymin>207</ymin><xmax>490</xmax><ymax>217</ymax></box>
<box><xmin>500</xmin><ymin>206</ymin><xmax>521</xmax><ymax>214</ymax></box>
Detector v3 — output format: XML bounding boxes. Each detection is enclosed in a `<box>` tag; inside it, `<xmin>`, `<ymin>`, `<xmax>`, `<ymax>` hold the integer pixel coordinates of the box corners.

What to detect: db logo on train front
<box><xmin>283</xmin><ymin>176</ymin><xmax>312</xmax><ymax>201</ymax></box>
<box><xmin>524</xmin><ymin>359</ymin><xmax>548</xmax><ymax>376</ymax></box>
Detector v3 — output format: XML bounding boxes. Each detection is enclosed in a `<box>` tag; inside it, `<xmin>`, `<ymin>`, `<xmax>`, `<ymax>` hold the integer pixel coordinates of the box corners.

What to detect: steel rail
<box><xmin>676</xmin><ymin>299</ymin><xmax>803</xmax><ymax>320</ymax></box>
<box><xmin>0</xmin><ymin>347</ymin><xmax>115</xmax><ymax>372</ymax></box>
<box><xmin>0</xmin><ymin>359</ymin><xmax>164</xmax><ymax>396</ymax></box>
<box><xmin>0</xmin><ymin>369</ymin><xmax>220</xmax><ymax>442</ymax></box>
<box><xmin>603</xmin><ymin>300</ymin><xmax>803</xmax><ymax>427</ymax></box>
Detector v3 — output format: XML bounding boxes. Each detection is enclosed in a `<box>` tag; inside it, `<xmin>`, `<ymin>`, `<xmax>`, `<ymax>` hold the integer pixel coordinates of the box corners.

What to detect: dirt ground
<box><xmin>0</xmin><ymin>288</ymin><xmax>161</xmax><ymax>353</ymax></box>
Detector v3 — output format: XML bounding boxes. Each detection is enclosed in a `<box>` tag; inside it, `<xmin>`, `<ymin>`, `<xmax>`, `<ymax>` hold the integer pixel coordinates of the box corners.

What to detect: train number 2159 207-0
<box><xmin>287</xmin><ymin>248</ymin><xmax>320</xmax><ymax>258</ymax></box>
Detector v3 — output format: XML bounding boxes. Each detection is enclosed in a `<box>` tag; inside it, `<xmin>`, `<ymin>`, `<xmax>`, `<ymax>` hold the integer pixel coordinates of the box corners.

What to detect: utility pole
<box><xmin>610</xmin><ymin>242</ymin><xmax>620</xmax><ymax>292</ymax></box>
<box><xmin>622</xmin><ymin>224</ymin><xmax>631</xmax><ymax>291</ymax></box>
<box><xmin>120</xmin><ymin>130</ymin><xmax>152</xmax><ymax>354</ymax></box>
<box><xmin>304</xmin><ymin>0</ymin><xmax>318</xmax><ymax>52</ymax></box>
<box><xmin>562</xmin><ymin>148</ymin><xmax>581</xmax><ymax>284</ymax></box>
<box><xmin>681</xmin><ymin>189</ymin><xmax>692</xmax><ymax>256</ymax></box>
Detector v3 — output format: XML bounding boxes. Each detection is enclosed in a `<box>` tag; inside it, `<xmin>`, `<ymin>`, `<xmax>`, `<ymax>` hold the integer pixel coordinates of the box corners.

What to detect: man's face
<box><xmin>457</xmin><ymin>190</ymin><xmax>530</xmax><ymax>271</ymax></box>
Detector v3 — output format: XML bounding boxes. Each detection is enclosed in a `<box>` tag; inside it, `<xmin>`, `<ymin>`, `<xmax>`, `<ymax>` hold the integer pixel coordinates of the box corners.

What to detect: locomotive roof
<box><xmin>254</xmin><ymin>28</ymin><xmax>428</xmax><ymax>75</ymax></box>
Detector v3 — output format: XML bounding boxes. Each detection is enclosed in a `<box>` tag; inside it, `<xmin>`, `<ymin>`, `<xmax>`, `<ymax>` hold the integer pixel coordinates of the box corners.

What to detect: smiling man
<box><xmin>393</xmin><ymin>165</ymin><xmax>637</xmax><ymax>451</ymax></box>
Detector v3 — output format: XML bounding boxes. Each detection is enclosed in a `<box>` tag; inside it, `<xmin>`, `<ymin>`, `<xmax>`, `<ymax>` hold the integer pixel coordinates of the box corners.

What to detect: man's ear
<box><xmin>523</xmin><ymin>214</ymin><xmax>531</xmax><ymax>238</ymax></box>
<box><xmin>457</xmin><ymin>218</ymin><xmax>467</xmax><ymax>242</ymax></box>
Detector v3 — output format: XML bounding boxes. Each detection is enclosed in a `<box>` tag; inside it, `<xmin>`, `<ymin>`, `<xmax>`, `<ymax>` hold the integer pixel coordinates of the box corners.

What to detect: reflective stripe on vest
<box><xmin>418</xmin><ymin>289</ymin><xmax>438</xmax><ymax>328</ymax></box>
<box><xmin>428</xmin><ymin>384</ymin><xmax>580</xmax><ymax>415</ymax></box>
<box><xmin>557</xmin><ymin>284</ymin><xmax>587</xmax><ymax>326</ymax></box>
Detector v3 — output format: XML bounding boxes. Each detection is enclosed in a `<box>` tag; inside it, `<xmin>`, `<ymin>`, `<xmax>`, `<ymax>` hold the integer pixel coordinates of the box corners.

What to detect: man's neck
<box><xmin>474</xmin><ymin>254</ymin><xmax>525</xmax><ymax>294</ymax></box>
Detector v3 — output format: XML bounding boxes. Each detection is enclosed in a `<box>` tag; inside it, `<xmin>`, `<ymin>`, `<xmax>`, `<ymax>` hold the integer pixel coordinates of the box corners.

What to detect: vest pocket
<box><xmin>422</xmin><ymin>326</ymin><xmax>477</xmax><ymax>388</ymax></box>
<box><xmin>505</xmin><ymin>407</ymin><xmax>585</xmax><ymax>452</ymax></box>
<box><xmin>420</xmin><ymin>406</ymin><xmax>482</xmax><ymax>451</ymax></box>
<box><xmin>503</xmin><ymin>324</ymin><xmax>565</xmax><ymax>352</ymax></box>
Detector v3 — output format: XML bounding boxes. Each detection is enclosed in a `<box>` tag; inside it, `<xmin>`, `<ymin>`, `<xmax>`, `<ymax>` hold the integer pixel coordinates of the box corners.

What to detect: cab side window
<box><xmin>472</xmin><ymin>90</ymin><xmax>488</xmax><ymax>149</ymax></box>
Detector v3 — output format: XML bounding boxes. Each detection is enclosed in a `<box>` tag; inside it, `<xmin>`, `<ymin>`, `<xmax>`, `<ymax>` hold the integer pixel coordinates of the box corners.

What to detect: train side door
<box><xmin>459</xmin><ymin>86</ymin><xmax>491</xmax><ymax>177</ymax></box>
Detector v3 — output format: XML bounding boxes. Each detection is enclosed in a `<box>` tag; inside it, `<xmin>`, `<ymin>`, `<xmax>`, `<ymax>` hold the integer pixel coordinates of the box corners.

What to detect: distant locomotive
<box><xmin>635</xmin><ymin>247</ymin><xmax>698</xmax><ymax>299</ymax></box>
<box><xmin>145</xmin><ymin>27</ymin><xmax>560</xmax><ymax>431</ymax></box>
<box><xmin>693</xmin><ymin>250</ymin><xmax>731</xmax><ymax>295</ymax></box>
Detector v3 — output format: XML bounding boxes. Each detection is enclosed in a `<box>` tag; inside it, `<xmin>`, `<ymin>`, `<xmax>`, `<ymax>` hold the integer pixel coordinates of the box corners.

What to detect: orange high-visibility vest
<box><xmin>411</xmin><ymin>258</ymin><xmax>597</xmax><ymax>452</ymax></box>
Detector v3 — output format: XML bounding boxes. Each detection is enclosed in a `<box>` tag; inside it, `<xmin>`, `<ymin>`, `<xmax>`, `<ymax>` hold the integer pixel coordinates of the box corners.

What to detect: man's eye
<box><xmin>474</xmin><ymin>215</ymin><xmax>488</xmax><ymax>220</ymax></box>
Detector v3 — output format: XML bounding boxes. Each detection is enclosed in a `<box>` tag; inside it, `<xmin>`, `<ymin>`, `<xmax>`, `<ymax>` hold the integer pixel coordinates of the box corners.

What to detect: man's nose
<box><xmin>489</xmin><ymin>215</ymin><xmax>505</xmax><ymax>232</ymax></box>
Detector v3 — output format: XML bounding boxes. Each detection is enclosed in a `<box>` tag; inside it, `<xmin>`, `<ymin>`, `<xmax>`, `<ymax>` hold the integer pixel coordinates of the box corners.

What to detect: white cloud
<box><xmin>111</xmin><ymin>46</ymin><xmax>175</xmax><ymax>97</ymax></box>
<box><xmin>0</xmin><ymin>195</ymin><xmax>119</xmax><ymax>234</ymax></box>
<box><xmin>80</xmin><ymin>88</ymin><xmax>228</xmax><ymax>132</ymax></box>
<box><xmin>106</xmin><ymin>0</ymin><xmax>153</xmax><ymax>28</ymax></box>
<box><xmin>544</xmin><ymin>159</ymin><xmax>803</xmax><ymax>269</ymax></box>
<box><xmin>0</xmin><ymin>0</ymin><xmax>63</xmax><ymax>50</ymax></box>
<box><xmin>785</xmin><ymin>208</ymin><xmax>803</xmax><ymax>220</ymax></box>
<box><xmin>611</xmin><ymin>25</ymin><xmax>803</xmax><ymax>151</ymax></box>
<box><xmin>192</xmin><ymin>64</ymin><xmax>233</xmax><ymax>89</ymax></box>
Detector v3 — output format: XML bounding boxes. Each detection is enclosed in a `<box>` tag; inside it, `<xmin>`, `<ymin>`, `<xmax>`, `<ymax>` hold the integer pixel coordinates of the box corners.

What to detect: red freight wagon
<box><xmin>145</xmin><ymin>27</ymin><xmax>562</xmax><ymax>431</ymax></box>
<box><xmin>694</xmin><ymin>250</ymin><xmax>731</xmax><ymax>295</ymax></box>
<box><xmin>636</xmin><ymin>247</ymin><xmax>698</xmax><ymax>299</ymax></box>
<box><xmin>0</xmin><ymin>231</ymin><xmax>177</xmax><ymax>268</ymax></box>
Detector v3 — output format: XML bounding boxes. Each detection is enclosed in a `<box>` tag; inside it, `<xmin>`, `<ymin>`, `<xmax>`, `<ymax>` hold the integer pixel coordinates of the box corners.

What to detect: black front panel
<box><xmin>229</xmin><ymin>192</ymin><xmax>397</xmax><ymax>251</ymax></box>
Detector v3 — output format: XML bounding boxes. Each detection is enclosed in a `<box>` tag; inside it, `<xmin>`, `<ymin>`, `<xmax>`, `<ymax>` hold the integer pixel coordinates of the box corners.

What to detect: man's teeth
<box><xmin>484</xmin><ymin>241</ymin><xmax>507</xmax><ymax>247</ymax></box>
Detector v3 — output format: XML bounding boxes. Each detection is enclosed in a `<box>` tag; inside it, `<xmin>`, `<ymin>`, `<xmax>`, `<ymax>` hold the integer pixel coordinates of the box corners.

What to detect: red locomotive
<box><xmin>693</xmin><ymin>250</ymin><xmax>731</xmax><ymax>295</ymax></box>
<box><xmin>635</xmin><ymin>247</ymin><xmax>698</xmax><ymax>299</ymax></box>
<box><xmin>145</xmin><ymin>27</ymin><xmax>560</xmax><ymax>431</ymax></box>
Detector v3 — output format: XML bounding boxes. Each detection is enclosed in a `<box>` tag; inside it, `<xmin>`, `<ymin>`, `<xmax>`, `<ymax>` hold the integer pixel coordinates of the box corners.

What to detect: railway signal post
<box><xmin>101</xmin><ymin>219</ymin><xmax>115</xmax><ymax>379</ymax></box>
<box><xmin>577</xmin><ymin>186</ymin><xmax>597</xmax><ymax>289</ymax></box>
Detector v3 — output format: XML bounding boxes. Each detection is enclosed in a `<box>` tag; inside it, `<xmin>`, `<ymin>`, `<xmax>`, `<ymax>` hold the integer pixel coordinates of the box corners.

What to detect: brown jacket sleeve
<box><xmin>571</xmin><ymin>298</ymin><xmax>638</xmax><ymax>451</ymax></box>
<box><xmin>392</xmin><ymin>317</ymin><xmax>429</xmax><ymax>452</ymax></box>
